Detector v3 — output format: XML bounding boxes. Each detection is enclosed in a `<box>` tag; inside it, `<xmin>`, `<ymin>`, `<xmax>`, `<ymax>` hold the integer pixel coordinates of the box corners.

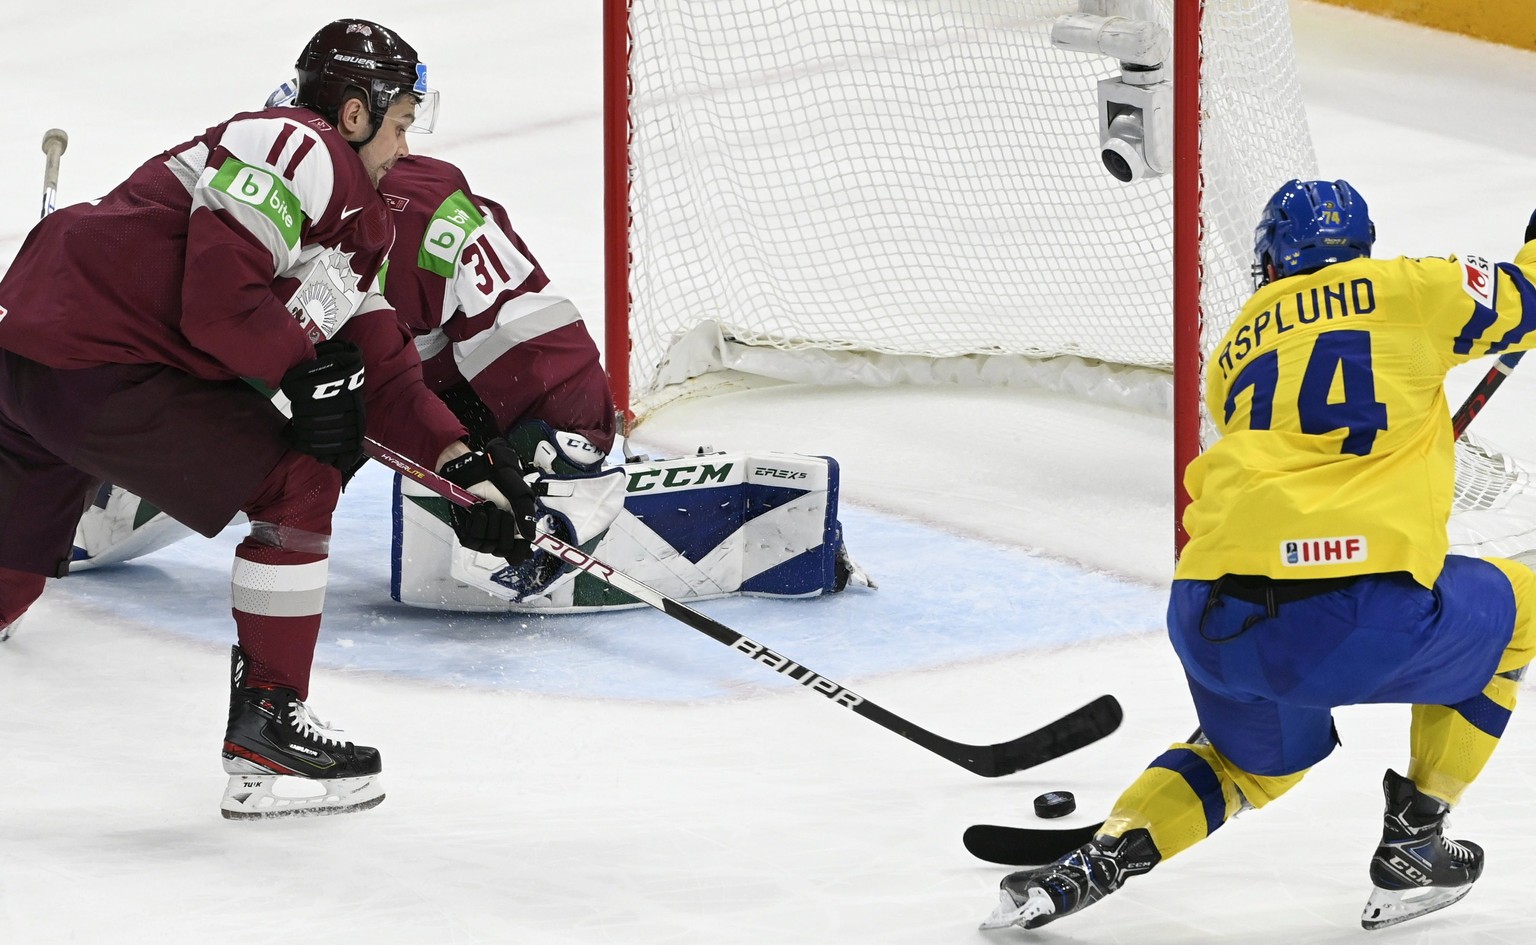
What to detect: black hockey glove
<box><xmin>1526</xmin><ymin>208</ymin><xmax>1536</xmax><ymax>244</ymax></box>
<box><xmin>279</xmin><ymin>339</ymin><xmax>366</xmax><ymax>472</ymax></box>
<box><xmin>439</xmin><ymin>438</ymin><xmax>538</xmax><ymax>565</ymax></box>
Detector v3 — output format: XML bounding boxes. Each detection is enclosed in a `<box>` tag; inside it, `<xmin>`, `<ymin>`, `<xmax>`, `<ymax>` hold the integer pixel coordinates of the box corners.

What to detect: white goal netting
<box><xmin>624</xmin><ymin>0</ymin><xmax>1308</xmax><ymax>414</ymax></box>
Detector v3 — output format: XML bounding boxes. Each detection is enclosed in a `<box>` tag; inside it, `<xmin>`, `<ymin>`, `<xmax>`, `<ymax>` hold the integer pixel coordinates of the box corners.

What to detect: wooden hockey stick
<box><xmin>364</xmin><ymin>436</ymin><xmax>1123</xmax><ymax>777</ymax></box>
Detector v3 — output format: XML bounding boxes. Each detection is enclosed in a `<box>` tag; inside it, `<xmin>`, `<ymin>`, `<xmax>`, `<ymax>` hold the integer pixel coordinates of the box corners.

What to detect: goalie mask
<box><xmin>1253</xmin><ymin>179</ymin><xmax>1374</xmax><ymax>288</ymax></box>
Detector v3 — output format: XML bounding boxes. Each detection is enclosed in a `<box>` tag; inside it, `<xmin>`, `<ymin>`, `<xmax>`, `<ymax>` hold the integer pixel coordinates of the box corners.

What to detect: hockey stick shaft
<box><xmin>40</xmin><ymin>128</ymin><xmax>68</xmax><ymax>220</ymax></box>
<box><xmin>364</xmin><ymin>436</ymin><xmax>1122</xmax><ymax>777</ymax></box>
<box><xmin>1451</xmin><ymin>351</ymin><xmax>1523</xmax><ymax>439</ymax></box>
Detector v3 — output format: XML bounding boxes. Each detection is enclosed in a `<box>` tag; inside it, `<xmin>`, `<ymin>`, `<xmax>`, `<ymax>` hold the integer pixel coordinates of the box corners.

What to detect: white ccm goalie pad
<box><xmin>393</xmin><ymin>451</ymin><xmax>863</xmax><ymax>613</ymax></box>
<box><xmin>69</xmin><ymin>483</ymin><xmax>199</xmax><ymax>571</ymax></box>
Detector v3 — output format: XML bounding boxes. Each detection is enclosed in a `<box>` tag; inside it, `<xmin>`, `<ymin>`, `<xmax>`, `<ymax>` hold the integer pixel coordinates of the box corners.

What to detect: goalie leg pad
<box><xmin>393</xmin><ymin>451</ymin><xmax>867</xmax><ymax>612</ymax></box>
<box><xmin>70</xmin><ymin>482</ymin><xmax>199</xmax><ymax>571</ymax></box>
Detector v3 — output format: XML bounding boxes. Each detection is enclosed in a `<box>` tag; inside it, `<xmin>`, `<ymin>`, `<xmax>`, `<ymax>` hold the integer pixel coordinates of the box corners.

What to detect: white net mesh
<box><xmin>624</xmin><ymin>0</ymin><xmax>1312</xmax><ymax>411</ymax></box>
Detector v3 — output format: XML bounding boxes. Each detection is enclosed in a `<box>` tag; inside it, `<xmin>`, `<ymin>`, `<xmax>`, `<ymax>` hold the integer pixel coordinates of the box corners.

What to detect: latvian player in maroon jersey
<box><xmin>0</xmin><ymin>19</ymin><xmax>539</xmax><ymax>819</ymax></box>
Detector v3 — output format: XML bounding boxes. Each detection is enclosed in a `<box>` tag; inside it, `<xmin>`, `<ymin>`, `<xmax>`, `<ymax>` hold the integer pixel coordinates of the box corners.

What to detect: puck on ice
<box><xmin>1033</xmin><ymin>791</ymin><xmax>1076</xmax><ymax>818</ymax></box>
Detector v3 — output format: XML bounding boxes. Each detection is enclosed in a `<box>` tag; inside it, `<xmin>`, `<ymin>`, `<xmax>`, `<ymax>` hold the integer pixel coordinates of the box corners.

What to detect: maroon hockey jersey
<box><xmin>379</xmin><ymin>155</ymin><xmax>615</xmax><ymax>452</ymax></box>
<box><xmin>0</xmin><ymin>107</ymin><xmax>464</xmax><ymax>467</ymax></box>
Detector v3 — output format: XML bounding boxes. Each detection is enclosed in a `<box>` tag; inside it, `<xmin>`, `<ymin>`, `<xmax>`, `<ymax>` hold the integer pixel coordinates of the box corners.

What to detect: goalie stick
<box><xmin>364</xmin><ymin>437</ymin><xmax>1123</xmax><ymax>777</ymax></box>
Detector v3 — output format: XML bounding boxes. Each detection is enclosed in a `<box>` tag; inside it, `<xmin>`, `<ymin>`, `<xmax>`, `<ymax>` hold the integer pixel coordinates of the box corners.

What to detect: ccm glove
<box><xmin>439</xmin><ymin>438</ymin><xmax>538</xmax><ymax>565</ymax></box>
<box><xmin>280</xmin><ymin>339</ymin><xmax>366</xmax><ymax>472</ymax></box>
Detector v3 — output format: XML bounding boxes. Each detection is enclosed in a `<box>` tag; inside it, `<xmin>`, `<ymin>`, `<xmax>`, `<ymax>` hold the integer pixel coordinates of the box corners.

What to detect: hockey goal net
<box><xmin>604</xmin><ymin>0</ymin><xmax>1304</xmax><ymax>419</ymax></box>
<box><xmin>603</xmin><ymin>0</ymin><xmax>1536</xmax><ymax>561</ymax></box>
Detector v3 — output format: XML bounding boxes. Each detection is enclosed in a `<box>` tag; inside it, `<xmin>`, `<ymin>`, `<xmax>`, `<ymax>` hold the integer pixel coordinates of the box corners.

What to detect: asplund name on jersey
<box><xmin>1280</xmin><ymin>536</ymin><xmax>1367</xmax><ymax>567</ymax></box>
<box><xmin>731</xmin><ymin>636</ymin><xmax>864</xmax><ymax>708</ymax></box>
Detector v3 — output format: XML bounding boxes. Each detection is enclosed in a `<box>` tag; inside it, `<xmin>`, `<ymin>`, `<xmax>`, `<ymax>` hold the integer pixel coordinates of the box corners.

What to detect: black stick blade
<box><xmin>962</xmin><ymin>821</ymin><xmax>1105</xmax><ymax>866</ymax></box>
<box><xmin>979</xmin><ymin>694</ymin><xmax>1122</xmax><ymax>777</ymax></box>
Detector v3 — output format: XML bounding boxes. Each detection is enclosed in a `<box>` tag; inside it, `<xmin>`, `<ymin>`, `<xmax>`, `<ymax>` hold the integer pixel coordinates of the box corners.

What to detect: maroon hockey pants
<box><xmin>0</xmin><ymin>354</ymin><xmax>341</xmax><ymax>696</ymax></box>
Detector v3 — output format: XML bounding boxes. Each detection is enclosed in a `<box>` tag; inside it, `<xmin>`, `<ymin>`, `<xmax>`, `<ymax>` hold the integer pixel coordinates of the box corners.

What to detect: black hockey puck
<box><xmin>1033</xmin><ymin>791</ymin><xmax>1076</xmax><ymax>819</ymax></box>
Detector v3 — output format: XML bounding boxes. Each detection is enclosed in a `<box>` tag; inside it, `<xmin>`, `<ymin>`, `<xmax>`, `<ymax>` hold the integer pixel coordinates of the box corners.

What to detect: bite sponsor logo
<box><xmin>1281</xmin><ymin>536</ymin><xmax>1367</xmax><ymax>566</ymax></box>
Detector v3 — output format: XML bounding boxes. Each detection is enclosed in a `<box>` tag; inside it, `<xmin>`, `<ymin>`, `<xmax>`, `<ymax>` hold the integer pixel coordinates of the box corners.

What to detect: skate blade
<box><xmin>1361</xmin><ymin>883</ymin><xmax>1473</xmax><ymax>930</ymax></box>
<box><xmin>221</xmin><ymin>772</ymin><xmax>384</xmax><ymax>821</ymax></box>
<box><xmin>979</xmin><ymin>887</ymin><xmax>1054</xmax><ymax>931</ymax></box>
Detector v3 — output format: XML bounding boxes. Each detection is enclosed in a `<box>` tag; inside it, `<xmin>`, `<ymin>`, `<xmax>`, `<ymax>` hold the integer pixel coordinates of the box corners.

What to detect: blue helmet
<box><xmin>1252</xmin><ymin>179</ymin><xmax>1375</xmax><ymax>287</ymax></box>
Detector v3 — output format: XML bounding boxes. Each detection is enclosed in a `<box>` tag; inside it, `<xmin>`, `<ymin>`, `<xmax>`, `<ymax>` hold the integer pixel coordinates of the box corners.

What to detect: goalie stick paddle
<box><xmin>962</xmin><ymin>821</ymin><xmax>1106</xmax><ymax>866</ymax></box>
<box><xmin>363</xmin><ymin>437</ymin><xmax>1123</xmax><ymax>777</ymax></box>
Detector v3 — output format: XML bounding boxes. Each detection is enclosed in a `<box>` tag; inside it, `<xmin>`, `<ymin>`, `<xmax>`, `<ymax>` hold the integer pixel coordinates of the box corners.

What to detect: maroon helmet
<box><xmin>294</xmin><ymin>19</ymin><xmax>437</xmax><ymax>135</ymax></box>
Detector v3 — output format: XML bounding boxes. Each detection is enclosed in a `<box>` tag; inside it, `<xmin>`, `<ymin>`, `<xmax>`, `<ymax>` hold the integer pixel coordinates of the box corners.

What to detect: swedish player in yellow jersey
<box><xmin>983</xmin><ymin>179</ymin><xmax>1536</xmax><ymax>933</ymax></box>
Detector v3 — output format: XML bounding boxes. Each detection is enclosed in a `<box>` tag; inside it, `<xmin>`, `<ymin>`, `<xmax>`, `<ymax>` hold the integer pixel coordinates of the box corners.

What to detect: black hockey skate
<box><xmin>220</xmin><ymin>645</ymin><xmax>384</xmax><ymax>820</ymax></box>
<box><xmin>1361</xmin><ymin>768</ymin><xmax>1483</xmax><ymax>930</ymax></box>
<box><xmin>980</xmin><ymin>828</ymin><xmax>1160</xmax><ymax>931</ymax></box>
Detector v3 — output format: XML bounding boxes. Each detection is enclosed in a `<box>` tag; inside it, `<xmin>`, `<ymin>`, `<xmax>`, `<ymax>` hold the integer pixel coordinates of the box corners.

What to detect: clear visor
<box><xmin>390</xmin><ymin>86</ymin><xmax>439</xmax><ymax>134</ymax></box>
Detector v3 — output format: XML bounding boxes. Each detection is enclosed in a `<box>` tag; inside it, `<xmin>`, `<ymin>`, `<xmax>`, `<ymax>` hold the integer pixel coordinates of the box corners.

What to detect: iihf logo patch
<box><xmin>1281</xmin><ymin>536</ymin><xmax>1367</xmax><ymax>566</ymax></box>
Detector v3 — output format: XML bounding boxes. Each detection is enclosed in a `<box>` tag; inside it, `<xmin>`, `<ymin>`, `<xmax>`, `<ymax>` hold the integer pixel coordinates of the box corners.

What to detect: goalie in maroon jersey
<box><xmin>0</xmin><ymin>19</ymin><xmax>541</xmax><ymax>819</ymax></box>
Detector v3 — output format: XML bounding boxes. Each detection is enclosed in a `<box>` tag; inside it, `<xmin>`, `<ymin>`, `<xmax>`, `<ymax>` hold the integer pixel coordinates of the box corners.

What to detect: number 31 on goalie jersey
<box><xmin>1222</xmin><ymin>329</ymin><xmax>1388</xmax><ymax>456</ymax></box>
<box><xmin>418</xmin><ymin>190</ymin><xmax>534</xmax><ymax>315</ymax></box>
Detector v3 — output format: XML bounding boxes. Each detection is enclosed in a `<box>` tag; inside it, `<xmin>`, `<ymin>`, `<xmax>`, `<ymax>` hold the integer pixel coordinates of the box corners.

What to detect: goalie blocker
<box><xmin>394</xmin><ymin>446</ymin><xmax>870</xmax><ymax>613</ymax></box>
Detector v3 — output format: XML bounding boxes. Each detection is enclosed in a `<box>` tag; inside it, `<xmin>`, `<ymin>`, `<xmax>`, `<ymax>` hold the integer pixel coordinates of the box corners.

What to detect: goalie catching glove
<box><xmin>439</xmin><ymin>438</ymin><xmax>538</xmax><ymax>565</ymax></box>
<box><xmin>279</xmin><ymin>339</ymin><xmax>367</xmax><ymax>472</ymax></box>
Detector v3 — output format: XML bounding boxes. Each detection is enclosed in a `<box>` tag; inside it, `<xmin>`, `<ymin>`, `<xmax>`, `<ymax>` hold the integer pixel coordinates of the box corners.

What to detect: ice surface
<box><xmin>3</xmin><ymin>2</ymin><xmax>1536</xmax><ymax>943</ymax></box>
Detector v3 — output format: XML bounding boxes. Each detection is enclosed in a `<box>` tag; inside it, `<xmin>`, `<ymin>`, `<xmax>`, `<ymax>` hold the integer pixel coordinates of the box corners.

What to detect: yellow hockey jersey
<box><xmin>1177</xmin><ymin>243</ymin><xmax>1536</xmax><ymax>588</ymax></box>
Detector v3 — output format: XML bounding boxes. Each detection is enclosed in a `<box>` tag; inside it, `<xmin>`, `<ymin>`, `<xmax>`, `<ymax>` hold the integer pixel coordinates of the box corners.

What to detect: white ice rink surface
<box><xmin>6</xmin><ymin>3</ymin><xmax>1536</xmax><ymax>943</ymax></box>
